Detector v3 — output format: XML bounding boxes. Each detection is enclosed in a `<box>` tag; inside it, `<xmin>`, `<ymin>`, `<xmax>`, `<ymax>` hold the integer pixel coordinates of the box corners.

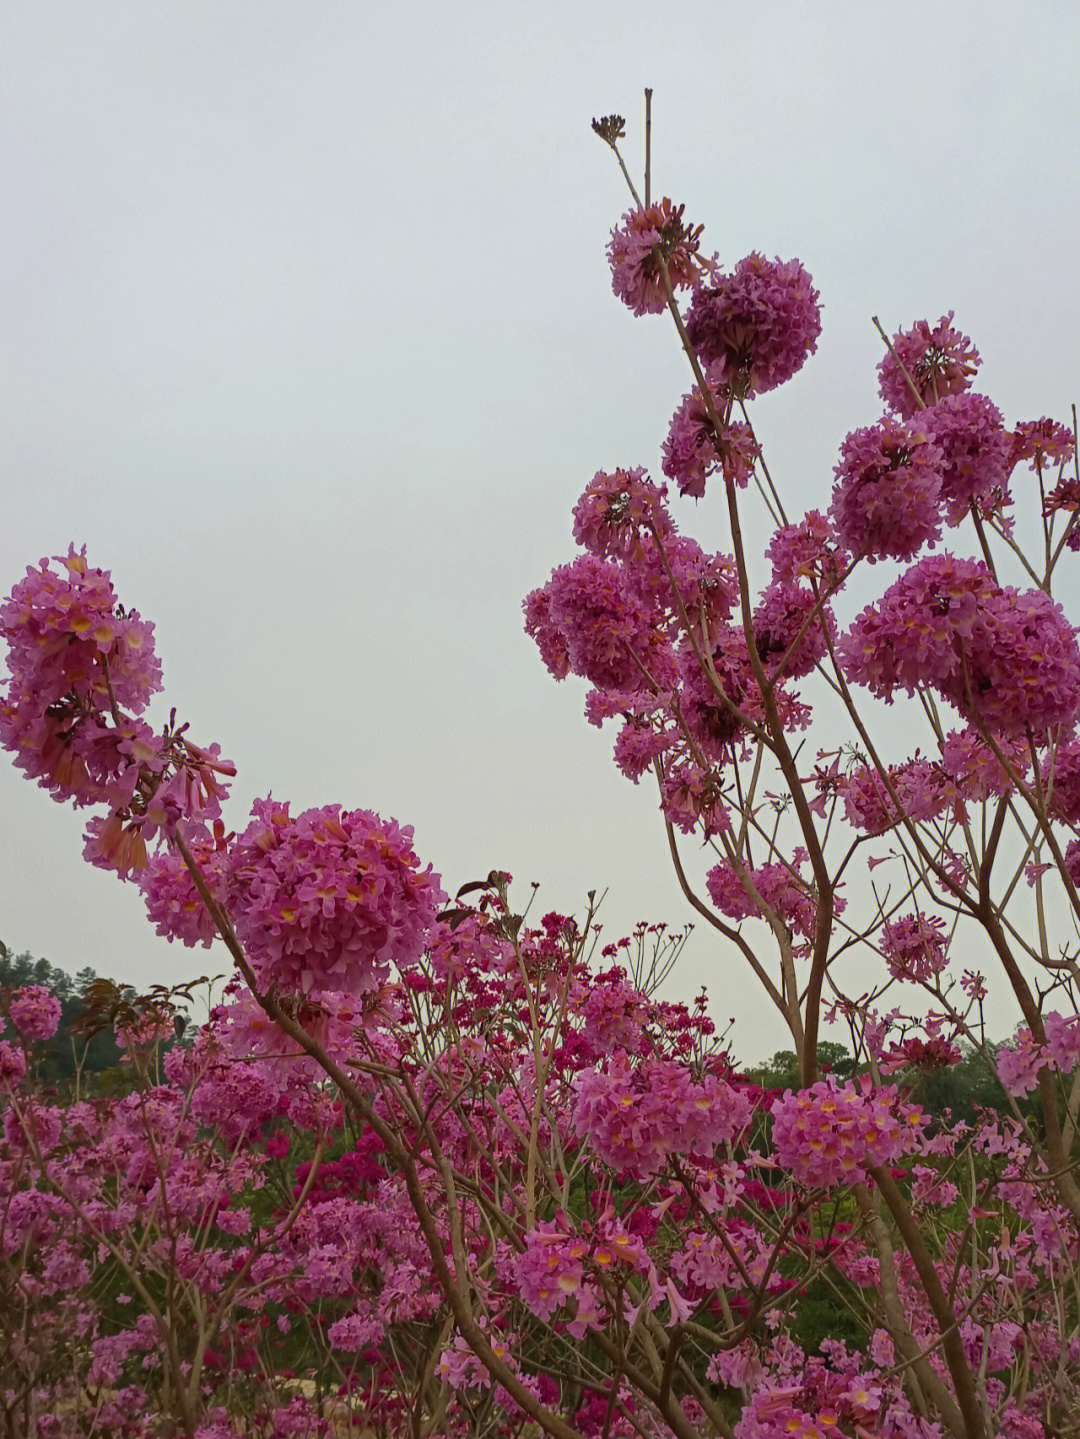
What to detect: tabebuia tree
<box><xmin>2</xmin><ymin>105</ymin><xmax>1080</xmax><ymax>1439</ymax></box>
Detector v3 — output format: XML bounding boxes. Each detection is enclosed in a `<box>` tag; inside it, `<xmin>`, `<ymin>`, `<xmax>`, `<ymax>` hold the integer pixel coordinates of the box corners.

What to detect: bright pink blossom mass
<box><xmin>3</xmin><ymin>106</ymin><xmax>1080</xmax><ymax>1439</ymax></box>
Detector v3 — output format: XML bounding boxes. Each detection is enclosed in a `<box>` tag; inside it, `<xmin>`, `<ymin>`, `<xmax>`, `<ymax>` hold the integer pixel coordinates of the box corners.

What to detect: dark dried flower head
<box><xmin>591</xmin><ymin>114</ymin><xmax>626</xmax><ymax>146</ymax></box>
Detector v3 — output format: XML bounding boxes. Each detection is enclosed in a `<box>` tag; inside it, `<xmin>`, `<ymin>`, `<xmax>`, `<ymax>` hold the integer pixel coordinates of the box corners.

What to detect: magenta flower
<box><xmin>606</xmin><ymin>198</ymin><xmax>709</xmax><ymax>316</ymax></box>
<box><xmin>571</xmin><ymin>467</ymin><xmax>673</xmax><ymax>562</ymax></box>
<box><xmin>684</xmin><ymin>253</ymin><xmax>821</xmax><ymax>397</ymax></box>
<box><xmin>1044</xmin><ymin>476</ymin><xmax>1080</xmax><ymax>550</ymax></box>
<box><xmin>752</xmin><ymin>581</ymin><xmax>832</xmax><ymax>680</ymax></box>
<box><xmin>8</xmin><ymin>985</ymin><xmax>62</xmax><ymax>1041</ymax></box>
<box><xmin>531</xmin><ymin>553</ymin><xmax>675</xmax><ymax>693</ymax></box>
<box><xmin>879</xmin><ymin>912</ymin><xmax>950</xmax><ymax>982</ymax></box>
<box><xmin>941</xmin><ymin>726</ymin><xmax>1029</xmax><ymax>804</ymax></box>
<box><xmin>829</xmin><ymin>415</ymin><xmax>943</xmax><ymax>562</ymax></box>
<box><xmin>522</xmin><ymin>586</ymin><xmax>570</xmax><ymax>680</ymax></box>
<box><xmin>770</xmin><ymin>1075</ymin><xmax>924</xmax><ymax>1189</ymax></box>
<box><xmin>877</xmin><ymin>312</ymin><xmax>980</xmax><ymax>417</ymax></box>
<box><xmin>0</xmin><ymin>1040</ymin><xmax>27</xmax><ymax>1084</ymax></box>
<box><xmin>138</xmin><ymin>827</ymin><xmax>227</xmax><ymax>947</ymax></box>
<box><xmin>922</xmin><ymin>391</ymin><xmax>1013</xmax><ymax>524</ymax></box>
<box><xmin>767</xmin><ymin>511</ymin><xmax>849</xmax><ymax>591</ymax></box>
<box><xmin>840</xmin><ymin>554</ymin><xmax>1080</xmax><ymax>735</ymax></box>
<box><xmin>611</xmin><ymin>719</ymin><xmax>674</xmax><ymax>783</ymax></box>
<box><xmin>996</xmin><ymin>1028</ymin><xmax>1046</xmax><ymax>1097</ymax></box>
<box><xmin>706</xmin><ymin>850</ymin><xmax>840</xmax><ymax>940</ymax></box>
<box><xmin>1040</xmin><ymin>734</ymin><xmax>1080</xmax><ymax>823</ymax></box>
<box><xmin>658</xmin><ymin>759</ymin><xmax>732</xmax><ymax>838</ymax></box>
<box><xmin>225</xmin><ymin>797</ymin><xmax>444</xmax><ymax>997</ymax></box>
<box><xmin>1010</xmin><ymin>416</ymin><xmax>1075</xmax><ymax>475</ymax></box>
<box><xmin>573</xmin><ymin>1050</ymin><xmax>753</xmax><ymax>1178</ymax></box>
<box><xmin>0</xmin><ymin>546</ymin><xmax>162</xmax><ymax>808</ymax></box>
<box><xmin>839</xmin><ymin>759</ymin><xmax>951</xmax><ymax>834</ymax></box>
<box><xmin>626</xmin><ymin>533</ymin><xmax>739</xmax><ymax>642</ymax></box>
<box><xmin>661</xmin><ymin>380</ymin><xmax>759</xmax><ymax>498</ymax></box>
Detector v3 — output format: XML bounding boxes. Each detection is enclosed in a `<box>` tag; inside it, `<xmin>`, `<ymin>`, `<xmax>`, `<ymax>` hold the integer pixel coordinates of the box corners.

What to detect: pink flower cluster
<box><xmin>766</xmin><ymin>511</ymin><xmax>849</xmax><ymax>591</ymax></box>
<box><xmin>996</xmin><ymin>1012</ymin><xmax>1080</xmax><ymax>1097</ymax></box>
<box><xmin>138</xmin><ymin>828</ymin><xmax>228</xmax><ymax>948</ymax></box>
<box><xmin>661</xmin><ymin>382</ymin><xmax>760</xmax><ymax>498</ymax></box>
<box><xmin>514</xmin><ymin>1223</ymin><xmax>594</xmax><ymax>1323</ymax></box>
<box><xmin>733</xmin><ymin>1346</ymin><xmax>903</xmax><ymax>1439</ymax></box>
<box><xmin>879</xmin><ymin>913</ymin><xmax>950</xmax><ymax>983</ymax></box>
<box><xmin>830</xmin><ymin>415</ymin><xmax>943</xmax><ymax>561</ymax></box>
<box><xmin>525</xmin><ymin>553</ymin><xmax>672</xmax><ymax>693</ymax></box>
<box><xmin>835</xmin><ymin>729</ymin><xmax>1030</xmax><ymax>835</ymax></box>
<box><xmin>512</xmin><ymin>1214</ymin><xmax>651</xmax><ymax>1335</ymax></box>
<box><xmin>1011</xmin><ymin>416</ymin><xmax>1075</xmax><ymax>475</ymax></box>
<box><xmin>573</xmin><ymin>1050</ymin><xmax>753</xmax><ymax>1178</ymax></box>
<box><xmin>606</xmin><ymin>199</ymin><xmax>709</xmax><ymax>316</ymax></box>
<box><xmin>580</xmin><ymin>971</ymin><xmax>649</xmax><ymax>1055</ymax></box>
<box><xmin>769</xmin><ymin>1076</ymin><xmax>924</xmax><ymax>1189</ymax></box>
<box><xmin>571</xmin><ymin>467</ymin><xmax>672</xmax><ymax>562</ymax></box>
<box><xmin>1041</xmin><ymin>733</ymin><xmax>1080</xmax><ymax>824</ymax></box>
<box><xmin>221</xmin><ymin>797</ymin><xmax>444</xmax><ymax>998</ymax></box>
<box><xmin>684</xmin><ymin>253</ymin><xmax>821</xmax><ymax>397</ymax></box>
<box><xmin>7</xmin><ymin>985</ymin><xmax>63</xmax><ymax>1041</ymax></box>
<box><xmin>923</xmin><ymin>391</ymin><xmax>1013</xmax><ymax>523</ymax></box>
<box><xmin>0</xmin><ymin>546</ymin><xmax>161</xmax><ymax>807</ymax></box>
<box><xmin>752</xmin><ymin>581</ymin><xmax>831</xmax><ymax>680</ymax></box>
<box><xmin>840</xmin><ymin>554</ymin><xmax>1080</xmax><ymax>735</ymax></box>
<box><xmin>704</xmin><ymin>857</ymin><xmax>816</xmax><ymax>938</ymax></box>
<box><xmin>706</xmin><ymin>850</ymin><xmax>837</xmax><ymax>941</ymax></box>
<box><xmin>877</xmin><ymin>312</ymin><xmax>980</xmax><ymax>417</ymax></box>
<box><xmin>0</xmin><ymin>548</ymin><xmax>235</xmax><ymax>875</ymax></box>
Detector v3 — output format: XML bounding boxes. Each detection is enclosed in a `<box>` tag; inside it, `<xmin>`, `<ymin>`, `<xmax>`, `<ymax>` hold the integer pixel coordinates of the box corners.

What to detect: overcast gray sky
<box><xmin>3</xmin><ymin>1</ymin><xmax>1079</xmax><ymax>1059</ymax></box>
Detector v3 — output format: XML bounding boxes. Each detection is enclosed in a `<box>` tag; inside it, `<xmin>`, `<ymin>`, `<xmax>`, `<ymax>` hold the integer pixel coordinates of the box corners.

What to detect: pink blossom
<box><xmin>767</xmin><ymin>511</ymin><xmax>849</xmax><ymax>591</ymax></box>
<box><xmin>658</xmin><ymin>759</ymin><xmax>732</xmax><ymax>837</ymax></box>
<box><xmin>581</xmin><ymin>971</ymin><xmax>649</xmax><ymax>1055</ymax></box>
<box><xmin>607</xmin><ymin>199</ymin><xmax>709</xmax><ymax>316</ymax></box>
<box><xmin>573</xmin><ymin>1050</ymin><xmax>753</xmax><ymax>1178</ymax></box>
<box><xmin>706</xmin><ymin>852</ymin><xmax>837</xmax><ymax>940</ymax></box>
<box><xmin>626</xmin><ymin>533</ymin><xmax>739</xmax><ymax>641</ymax></box>
<box><xmin>996</xmin><ymin>1028</ymin><xmax>1046</xmax><ymax>1097</ymax></box>
<box><xmin>661</xmin><ymin>379</ymin><xmax>759</xmax><ymax>497</ymax></box>
<box><xmin>1040</xmin><ymin>733</ymin><xmax>1080</xmax><ymax>823</ymax></box>
<box><xmin>839</xmin><ymin>759</ymin><xmax>950</xmax><ymax>834</ymax></box>
<box><xmin>1044</xmin><ymin>1011</ymin><xmax>1080</xmax><ymax>1075</ymax></box>
<box><xmin>8</xmin><ymin>985</ymin><xmax>62</xmax><ymax>1041</ymax></box>
<box><xmin>514</xmin><ymin>1223</ymin><xmax>590</xmax><ymax>1320</ymax></box>
<box><xmin>830</xmin><ymin>415</ymin><xmax>943</xmax><ymax>561</ymax></box>
<box><xmin>684</xmin><ymin>253</ymin><xmax>821</xmax><ymax>397</ymax></box>
<box><xmin>922</xmin><ymin>391</ymin><xmax>1013</xmax><ymax>524</ymax></box>
<box><xmin>224</xmin><ymin>798</ymin><xmax>443</xmax><ymax>997</ymax></box>
<box><xmin>571</xmin><ymin>468</ymin><xmax>673</xmax><ymax>562</ymax></box>
<box><xmin>1010</xmin><ymin>417</ymin><xmax>1075</xmax><ymax>475</ymax></box>
<box><xmin>840</xmin><ymin>554</ymin><xmax>1080</xmax><ymax>735</ymax></box>
<box><xmin>877</xmin><ymin>312</ymin><xmax>980</xmax><ymax>417</ymax></box>
<box><xmin>611</xmin><ymin>719</ymin><xmax>674</xmax><ymax>782</ymax></box>
<box><xmin>4</xmin><ymin>1101</ymin><xmax>64</xmax><ymax>1155</ymax></box>
<box><xmin>327</xmin><ymin>1310</ymin><xmax>382</xmax><ymax>1351</ymax></box>
<box><xmin>941</xmin><ymin>726</ymin><xmax>1028</xmax><ymax>803</ymax></box>
<box><xmin>1044</xmin><ymin>476</ymin><xmax>1080</xmax><ymax>550</ymax></box>
<box><xmin>0</xmin><ymin>1040</ymin><xmax>27</xmax><ymax>1083</ymax></box>
<box><xmin>770</xmin><ymin>1076</ymin><xmax>924</xmax><ymax>1189</ymax></box>
<box><xmin>752</xmin><ymin>581</ymin><xmax>832</xmax><ymax>680</ymax></box>
<box><xmin>0</xmin><ymin>547</ymin><xmax>161</xmax><ymax>809</ymax></box>
<box><xmin>531</xmin><ymin>554</ymin><xmax>675</xmax><ymax>693</ymax></box>
<box><xmin>138</xmin><ymin>827</ymin><xmax>227</xmax><ymax>947</ymax></box>
<box><xmin>879</xmin><ymin>913</ymin><xmax>949</xmax><ymax>983</ymax></box>
<box><xmin>522</xmin><ymin>585</ymin><xmax>571</xmax><ymax>680</ymax></box>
